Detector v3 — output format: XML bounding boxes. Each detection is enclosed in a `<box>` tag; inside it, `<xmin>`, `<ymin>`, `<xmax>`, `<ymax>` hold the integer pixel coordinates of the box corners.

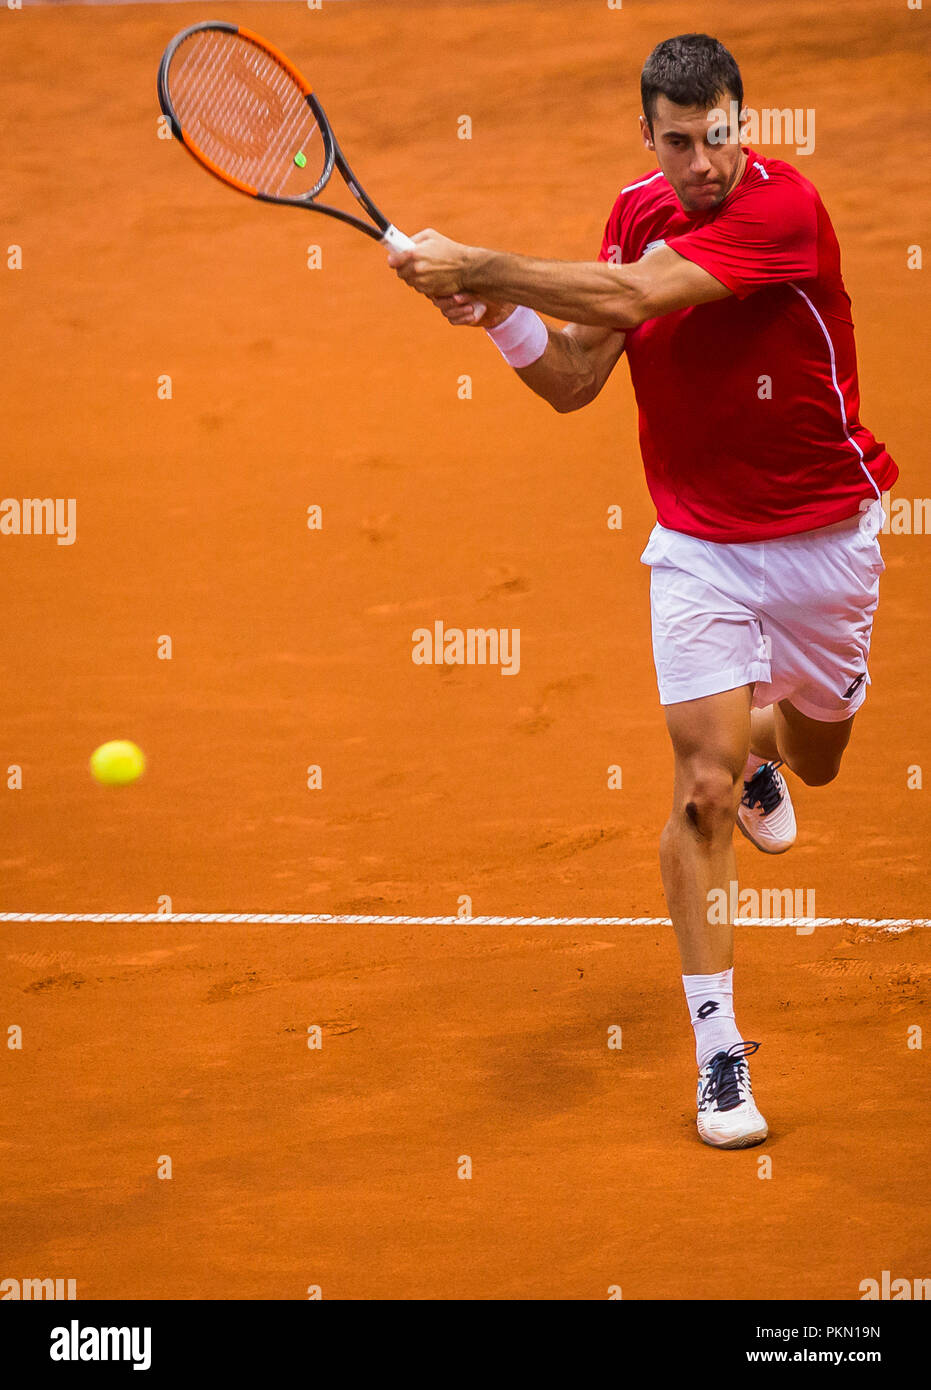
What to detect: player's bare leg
<box><xmin>776</xmin><ymin>701</ymin><xmax>854</xmax><ymax>784</ymax></box>
<box><xmin>748</xmin><ymin>705</ymin><xmax>781</xmax><ymax>764</ymax></box>
<box><xmin>751</xmin><ymin>701</ymin><xmax>853</xmax><ymax>784</ymax></box>
<box><xmin>741</xmin><ymin>701</ymin><xmax>855</xmax><ymax>853</ymax></box>
<box><xmin>660</xmin><ymin>685</ymin><xmax>752</xmax><ymax>975</ymax></box>
<box><xmin>660</xmin><ymin>684</ymin><xmax>768</xmax><ymax>1148</ymax></box>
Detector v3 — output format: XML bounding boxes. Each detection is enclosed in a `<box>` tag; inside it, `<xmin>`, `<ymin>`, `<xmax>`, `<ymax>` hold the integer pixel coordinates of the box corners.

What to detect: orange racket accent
<box><xmin>180</xmin><ymin>132</ymin><xmax>259</xmax><ymax>197</ymax></box>
<box><xmin>236</xmin><ymin>25</ymin><xmax>313</xmax><ymax>97</ymax></box>
<box><xmin>157</xmin><ymin>21</ymin><xmax>425</xmax><ymax>247</ymax></box>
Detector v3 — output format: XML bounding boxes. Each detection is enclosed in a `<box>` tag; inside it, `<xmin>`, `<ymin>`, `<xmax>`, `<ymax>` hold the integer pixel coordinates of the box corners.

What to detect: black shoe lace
<box><xmin>742</xmin><ymin>760</ymin><xmax>784</xmax><ymax>814</ymax></box>
<box><xmin>700</xmin><ymin>1040</ymin><xmax>760</xmax><ymax>1113</ymax></box>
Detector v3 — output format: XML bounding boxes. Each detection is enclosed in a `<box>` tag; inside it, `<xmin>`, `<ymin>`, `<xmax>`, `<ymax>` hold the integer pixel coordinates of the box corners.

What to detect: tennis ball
<box><xmin>90</xmin><ymin>740</ymin><xmax>146</xmax><ymax>786</ymax></box>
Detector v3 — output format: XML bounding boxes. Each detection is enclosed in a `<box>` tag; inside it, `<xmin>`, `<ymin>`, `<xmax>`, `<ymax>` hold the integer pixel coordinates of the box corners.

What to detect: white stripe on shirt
<box><xmin>789</xmin><ymin>283</ymin><xmax>883</xmax><ymax>500</ymax></box>
<box><xmin>621</xmin><ymin>170</ymin><xmax>666</xmax><ymax>195</ymax></box>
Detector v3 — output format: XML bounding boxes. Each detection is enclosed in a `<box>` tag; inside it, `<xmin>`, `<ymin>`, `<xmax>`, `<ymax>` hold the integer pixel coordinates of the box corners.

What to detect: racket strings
<box><xmin>168</xmin><ymin>30</ymin><xmax>324</xmax><ymax>196</ymax></box>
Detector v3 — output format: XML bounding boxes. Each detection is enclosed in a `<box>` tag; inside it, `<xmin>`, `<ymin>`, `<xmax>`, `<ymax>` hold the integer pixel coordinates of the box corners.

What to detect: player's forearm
<box><xmin>463</xmin><ymin>249</ymin><xmax>643</xmax><ymax>328</ymax></box>
<box><xmin>513</xmin><ymin>327</ymin><xmax>599</xmax><ymax>413</ymax></box>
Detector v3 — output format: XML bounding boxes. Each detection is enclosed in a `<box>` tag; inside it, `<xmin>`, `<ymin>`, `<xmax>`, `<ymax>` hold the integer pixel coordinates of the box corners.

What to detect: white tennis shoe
<box><xmin>696</xmin><ymin>1041</ymin><xmax>769</xmax><ymax>1149</ymax></box>
<box><xmin>738</xmin><ymin>758</ymin><xmax>797</xmax><ymax>854</ymax></box>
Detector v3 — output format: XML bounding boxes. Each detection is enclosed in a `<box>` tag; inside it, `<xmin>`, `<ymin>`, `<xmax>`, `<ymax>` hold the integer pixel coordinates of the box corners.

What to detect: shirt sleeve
<box><xmin>666</xmin><ymin>172</ymin><xmax>819</xmax><ymax>299</ymax></box>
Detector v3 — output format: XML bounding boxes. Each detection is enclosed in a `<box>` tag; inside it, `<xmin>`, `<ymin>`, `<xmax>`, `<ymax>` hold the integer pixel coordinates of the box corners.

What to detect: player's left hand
<box><xmin>430</xmin><ymin>294</ymin><xmax>514</xmax><ymax>328</ymax></box>
<box><xmin>387</xmin><ymin>228</ymin><xmax>473</xmax><ymax>297</ymax></box>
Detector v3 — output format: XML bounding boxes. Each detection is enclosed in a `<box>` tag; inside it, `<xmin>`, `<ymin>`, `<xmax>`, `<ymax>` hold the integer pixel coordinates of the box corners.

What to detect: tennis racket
<box><xmin>157</xmin><ymin>20</ymin><xmax>485</xmax><ymax>319</ymax></box>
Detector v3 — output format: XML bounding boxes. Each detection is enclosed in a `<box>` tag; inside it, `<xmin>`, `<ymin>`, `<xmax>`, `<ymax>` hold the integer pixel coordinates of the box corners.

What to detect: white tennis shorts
<box><xmin>640</xmin><ymin>502</ymin><xmax>886</xmax><ymax>720</ymax></box>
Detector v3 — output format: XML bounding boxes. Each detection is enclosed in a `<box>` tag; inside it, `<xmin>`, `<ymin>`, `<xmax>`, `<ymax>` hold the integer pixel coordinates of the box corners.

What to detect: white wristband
<box><xmin>485</xmin><ymin>305</ymin><xmax>548</xmax><ymax>368</ymax></box>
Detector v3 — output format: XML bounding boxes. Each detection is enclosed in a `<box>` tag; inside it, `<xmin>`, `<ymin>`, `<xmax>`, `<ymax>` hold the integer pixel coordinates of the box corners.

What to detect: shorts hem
<box><xmin>783</xmin><ymin>689</ymin><xmax>868</xmax><ymax>723</ymax></box>
<box><xmin>658</xmin><ymin>662</ymin><xmax>771</xmax><ymax>707</ymax></box>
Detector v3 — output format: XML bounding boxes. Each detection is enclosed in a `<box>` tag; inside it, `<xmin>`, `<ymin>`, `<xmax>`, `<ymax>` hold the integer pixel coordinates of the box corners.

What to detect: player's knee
<box><xmin>679</xmin><ymin>764</ymin><xmax>741</xmax><ymax>839</ymax></box>
<box><xmin>791</xmin><ymin>754</ymin><xmax>842</xmax><ymax>787</ymax></box>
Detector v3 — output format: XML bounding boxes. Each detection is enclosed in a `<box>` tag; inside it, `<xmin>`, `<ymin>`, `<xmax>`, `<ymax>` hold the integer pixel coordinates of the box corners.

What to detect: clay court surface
<box><xmin>3</xmin><ymin>0</ymin><xmax>929</xmax><ymax>1299</ymax></box>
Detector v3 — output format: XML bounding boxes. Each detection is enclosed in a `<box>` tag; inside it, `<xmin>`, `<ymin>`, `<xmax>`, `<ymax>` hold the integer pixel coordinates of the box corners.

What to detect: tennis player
<box><xmin>389</xmin><ymin>33</ymin><xmax>897</xmax><ymax>1148</ymax></box>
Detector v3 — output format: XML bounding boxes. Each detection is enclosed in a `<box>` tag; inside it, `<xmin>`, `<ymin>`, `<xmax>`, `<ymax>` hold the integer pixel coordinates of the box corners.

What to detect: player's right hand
<box><xmin>430</xmin><ymin>294</ymin><xmax>516</xmax><ymax>329</ymax></box>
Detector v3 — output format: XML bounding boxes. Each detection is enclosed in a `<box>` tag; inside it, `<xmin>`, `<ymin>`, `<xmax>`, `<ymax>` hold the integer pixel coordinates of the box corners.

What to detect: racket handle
<box><xmin>382</xmin><ymin>224</ymin><xmax>486</xmax><ymax>324</ymax></box>
<box><xmin>381</xmin><ymin>224</ymin><xmax>416</xmax><ymax>253</ymax></box>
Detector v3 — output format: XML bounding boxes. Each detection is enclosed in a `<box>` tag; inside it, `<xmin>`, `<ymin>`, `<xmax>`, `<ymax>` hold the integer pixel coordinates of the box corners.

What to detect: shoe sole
<box><xmin>736</xmin><ymin>814</ymin><xmax>793</xmax><ymax>856</ymax></box>
<box><xmin>698</xmin><ymin>1125</ymin><xmax>769</xmax><ymax>1150</ymax></box>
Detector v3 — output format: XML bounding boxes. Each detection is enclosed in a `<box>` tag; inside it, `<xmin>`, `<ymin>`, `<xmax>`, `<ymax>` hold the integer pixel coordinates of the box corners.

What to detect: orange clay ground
<box><xmin>2</xmin><ymin>0</ymin><xmax>929</xmax><ymax>1299</ymax></box>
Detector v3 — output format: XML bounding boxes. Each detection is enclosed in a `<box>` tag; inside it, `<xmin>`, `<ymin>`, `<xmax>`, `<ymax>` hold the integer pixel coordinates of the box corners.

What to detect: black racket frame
<box><xmin>157</xmin><ymin>21</ymin><xmax>395</xmax><ymax>242</ymax></box>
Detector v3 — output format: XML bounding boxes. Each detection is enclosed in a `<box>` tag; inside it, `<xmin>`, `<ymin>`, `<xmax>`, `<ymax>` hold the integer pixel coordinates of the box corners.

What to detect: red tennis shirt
<box><xmin>598</xmin><ymin>147</ymin><xmax>898</xmax><ymax>541</ymax></box>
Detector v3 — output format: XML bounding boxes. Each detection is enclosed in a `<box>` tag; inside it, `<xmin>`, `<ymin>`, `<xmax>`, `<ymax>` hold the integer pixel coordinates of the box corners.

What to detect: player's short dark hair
<box><xmin>641</xmin><ymin>34</ymin><xmax>743</xmax><ymax>132</ymax></box>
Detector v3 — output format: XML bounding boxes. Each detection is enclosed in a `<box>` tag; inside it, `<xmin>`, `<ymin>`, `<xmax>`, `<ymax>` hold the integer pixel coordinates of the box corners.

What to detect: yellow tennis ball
<box><xmin>90</xmin><ymin>740</ymin><xmax>146</xmax><ymax>786</ymax></box>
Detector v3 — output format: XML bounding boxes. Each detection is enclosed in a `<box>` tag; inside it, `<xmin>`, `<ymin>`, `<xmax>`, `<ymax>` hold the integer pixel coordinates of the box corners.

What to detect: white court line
<box><xmin>0</xmin><ymin>912</ymin><xmax>928</xmax><ymax>928</ymax></box>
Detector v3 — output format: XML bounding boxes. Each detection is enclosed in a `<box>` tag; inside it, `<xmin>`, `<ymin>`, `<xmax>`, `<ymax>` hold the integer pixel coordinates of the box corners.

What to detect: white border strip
<box><xmin>0</xmin><ymin>912</ymin><xmax>927</xmax><ymax>928</ymax></box>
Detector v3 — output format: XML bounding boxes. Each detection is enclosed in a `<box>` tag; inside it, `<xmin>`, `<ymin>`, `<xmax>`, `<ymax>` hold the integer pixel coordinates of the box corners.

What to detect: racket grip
<box><xmin>381</xmin><ymin>224</ymin><xmax>416</xmax><ymax>253</ymax></box>
<box><xmin>382</xmin><ymin>224</ymin><xmax>486</xmax><ymax>324</ymax></box>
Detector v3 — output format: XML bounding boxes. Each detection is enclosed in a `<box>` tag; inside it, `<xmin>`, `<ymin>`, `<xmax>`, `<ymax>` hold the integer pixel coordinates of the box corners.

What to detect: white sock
<box><xmin>683</xmin><ymin>968</ymin><xmax>743</xmax><ymax>1068</ymax></box>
